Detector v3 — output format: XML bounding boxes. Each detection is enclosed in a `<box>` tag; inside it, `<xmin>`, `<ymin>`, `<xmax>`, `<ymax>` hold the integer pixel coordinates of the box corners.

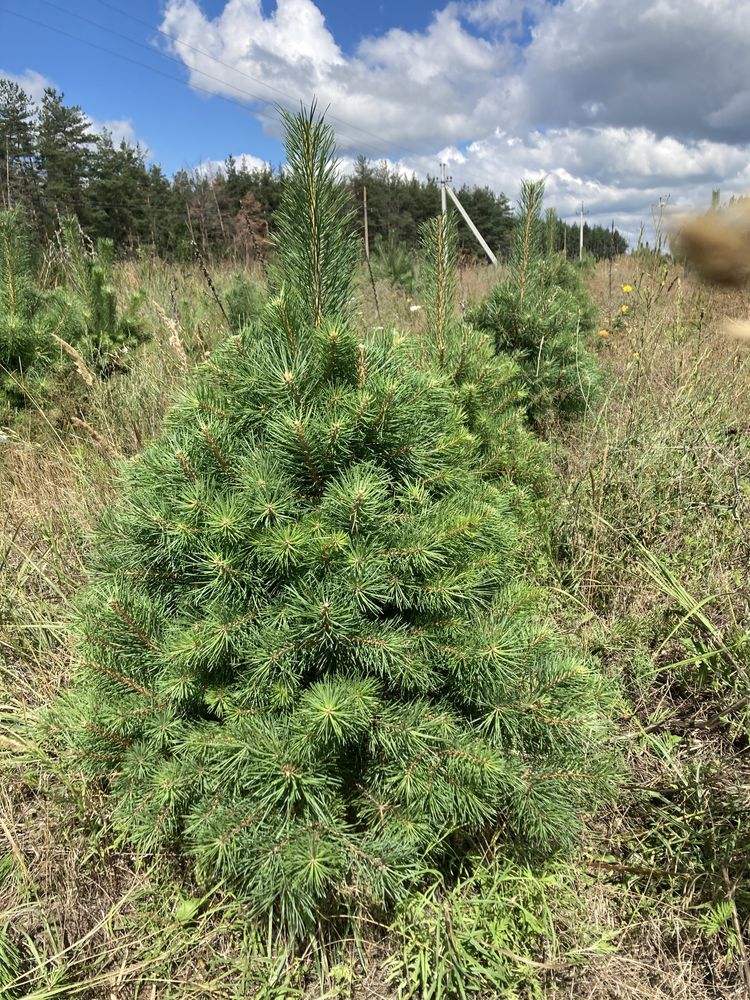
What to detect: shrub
<box><xmin>0</xmin><ymin>208</ymin><xmax>76</xmax><ymax>411</ymax></box>
<box><xmin>53</xmin><ymin>217</ymin><xmax>149</xmax><ymax>373</ymax></box>
<box><xmin>385</xmin><ymin>857</ymin><xmax>599</xmax><ymax>998</ymax></box>
<box><xmin>0</xmin><ymin>211</ymin><xmax>151</xmax><ymax>415</ymax></box>
<box><xmin>224</xmin><ymin>272</ymin><xmax>265</xmax><ymax>332</ymax></box>
<box><xmin>414</xmin><ymin>213</ymin><xmax>550</xmax><ymax>505</ymax></box>
<box><xmin>46</xmin><ymin>108</ymin><xmax>614</xmax><ymax>937</ymax></box>
<box><xmin>468</xmin><ymin>181</ymin><xmax>600</xmax><ymax>427</ymax></box>
<box><xmin>372</xmin><ymin>233</ymin><xmax>416</xmax><ymax>293</ymax></box>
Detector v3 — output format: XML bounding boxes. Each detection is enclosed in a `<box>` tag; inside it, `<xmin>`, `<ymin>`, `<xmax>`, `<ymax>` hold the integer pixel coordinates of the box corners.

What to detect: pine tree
<box><xmin>52</xmin><ymin>216</ymin><xmax>150</xmax><ymax>372</ymax></box>
<box><xmin>0</xmin><ymin>209</ymin><xmax>150</xmax><ymax>415</ymax></box>
<box><xmin>468</xmin><ymin>180</ymin><xmax>600</xmax><ymax>427</ymax></box>
<box><xmin>372</xmin><ymin>232</ymin><xmax>416</xmax><ymax>293</ymax></box>
<box><xmin>36</xmin><ymin>88</ymin><xmax>96</xmax><ymax>230</ymax></box>
<box><xmin>413</xmin><ymin>212</ymin><xmax>550</xmax><ymax>504</ymax></box>
<box><xmin>0</xmin><ymin>207</ymin><xmax>77</xmax><ymax>411</ymax></box>
<box><xmin>46</xmin><ymin>108</ymin><xmax>614</xmax><ymax>937</ymax></box>
<box><xmin>87</xmin><ymin>133</ymin><xmax>150</xmax><ymax>248</ymax></box>
<box><xmin>0</xmin><ymin>79</ymin><xmax>39</xmax><ymax>216</ymax></box>
<box><xmin>224</xmin><ymin>271</ymin><xmax>265</xmax><ymax>331</ymax></box>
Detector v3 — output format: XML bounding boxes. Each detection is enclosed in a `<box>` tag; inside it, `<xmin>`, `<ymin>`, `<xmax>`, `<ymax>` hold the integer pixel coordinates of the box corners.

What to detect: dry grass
<box><xmin>550</xmin><ymin>253</ymin><xmax>750</xmax><ymax>999</ymax></box>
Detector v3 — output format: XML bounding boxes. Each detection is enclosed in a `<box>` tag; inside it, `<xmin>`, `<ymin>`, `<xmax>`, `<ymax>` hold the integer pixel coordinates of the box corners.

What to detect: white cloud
<box><xmin>515</xmin><ymin>0</ymin><xmax>750</xmax><ymax>145</ymax></box>
<box><xmin>160</xmin><ymin>0</ymin><xmax>516</xmax><ymax>152</ymax></box>
<box><xmin>424</xmin><ymin>126</ymin><xmax>750</xmax><ymax>241</ymax></box>
<box><xmin>94</xmin><ymin>118</ymin><xmax>149</xmax><ymax>155</ymax></box>
<box><xmin>0</xmin><ymin>68</ymin><xmax>54</xmax><ymax>105</ymax></box>
<box><xmin>157</xmin><ymin>0</ymin><xmax>750</xmax><ymax>233</ymax></box>
<box><xmin>193</xmin><ymin>152</ymin><xmax>271</xmax><ymax>177</ymax></box>
<box><xmin>1</xmin><ymin>68</ymin><xmax>151</xmax><ymax>158</ymax></box>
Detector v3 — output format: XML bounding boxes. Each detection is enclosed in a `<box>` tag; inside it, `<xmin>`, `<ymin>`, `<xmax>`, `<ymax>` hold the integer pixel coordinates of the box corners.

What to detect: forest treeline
<box><xmin>0</xmin><ymin>78</ymin><xmax>628</xmax><ymax>262</ymax></box>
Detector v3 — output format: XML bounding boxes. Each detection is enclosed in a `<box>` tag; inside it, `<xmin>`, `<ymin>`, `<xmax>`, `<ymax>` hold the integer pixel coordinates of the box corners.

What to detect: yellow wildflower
<box><xmin>622</xmin><ymin>284</ymin><xmax>633</xmax><ymax>293</ymax></box>
<box><xmin>632</xmin><ymin>351</ymin><xmax>640</xmax><ymax>359</ymax></box>
<box><xmin>597</xmin><ymin>328</ymin><xmax>610</xmax><ymax>338</ymax></box>
<box><xmin>620</xmin><ymin>304</ymin><xmax>630</xmax><ymax>314</ymax></box>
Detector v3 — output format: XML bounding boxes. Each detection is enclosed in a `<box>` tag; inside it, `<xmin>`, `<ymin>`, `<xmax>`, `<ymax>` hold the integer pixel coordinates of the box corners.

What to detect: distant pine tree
<box><xmin>0</xmin><ymin>209</ymin><xmax>151</xmax><ymax>415</ymax></box>
<box><xmin>0</xmin><ymin>208</ymin><xmax>79</xmax><ymax>411</ymax></box>
<box><xmin>468</xmin><ymin>181</ymin><xmax>600</xmax><ymax>427</ymax></box>
<box><xmin>36</xmin><ymin>88</ymin><xmax>97</xmax><ymax>229</ymax></box>
<box><xmin>53</xmin><ymin>216</ymin><xmax>150</xmax><ymax>372</ymax></box>
<box><xmin>45</xmin><ymin>108</ymin><xmax>614</xmax><ymax>937</ymax></box>
<box><xmin>224</xmin><ymin>272</ymin><xmax>265</xmax><ymax>331</ymax></box>
<box><xmin>0</xmin><ymin>79</ymin><xmax>38</xmax><ymax>215</ymax></box>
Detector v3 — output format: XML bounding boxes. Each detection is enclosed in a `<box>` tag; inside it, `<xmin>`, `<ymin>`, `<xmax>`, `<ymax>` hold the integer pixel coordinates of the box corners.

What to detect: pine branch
<box><xmin>273</xmin><ymin>101</ymin><xmax>359</xmax><ymax>328</ymax></box>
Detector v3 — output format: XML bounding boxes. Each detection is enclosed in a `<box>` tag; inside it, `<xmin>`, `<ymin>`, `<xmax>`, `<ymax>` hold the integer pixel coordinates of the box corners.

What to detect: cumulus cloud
<box><xmin>159</xmin><ymin>0</ymin><xmax>518</xmax><ymax>152</ymax></box>
<box><xmin>94</xmin><ymin>118</ymin><xmax>150</xmax><ymax>155</ymax></box>
<box><xmin>516</xmin><ymin>0</ymin><xmax>750</xmax><ymax>145</ymax></box>
<box><xmin>421</xmin><ymin>127</ymin><xmax>750</xmax><ymax>241</ymax></box>
<box><xmin>193</xmin><ymin>152</ymin><xmax>271</xmax><ymax>177</ymax></box>
<box><xmin>0</xmin><ymin>67</ymin><xmax>55</xmax><ymax>104</ymax></box>
<box><xmin>158</xmin><ymin>0</ymin><xmax>750</xmax><ymax>233</ymax></box>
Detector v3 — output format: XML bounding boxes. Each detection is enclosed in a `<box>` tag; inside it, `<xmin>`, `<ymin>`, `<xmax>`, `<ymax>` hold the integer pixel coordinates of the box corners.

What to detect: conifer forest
<box><xmin>1</xmin><ymin>80</ymin><xmax>750</xmax><ymax>1000</ymax></box>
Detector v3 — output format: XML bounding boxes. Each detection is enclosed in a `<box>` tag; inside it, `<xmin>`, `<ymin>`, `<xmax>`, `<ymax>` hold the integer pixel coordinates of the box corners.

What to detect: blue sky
<box><xmin>1</xmin><ymin>0</ymin><xmax>446</xmax><ymax>173</ymax></box>
<box><xmin>2</xmin><ymin>0</ymin><xmax>749</xmax><ymax>236</ymax></box>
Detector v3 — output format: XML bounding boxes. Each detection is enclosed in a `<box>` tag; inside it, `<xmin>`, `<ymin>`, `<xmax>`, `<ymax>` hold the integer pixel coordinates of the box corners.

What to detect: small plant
<box><xmin>54</xmin><ymin>216</ymin><xmax>149</xmax><ymax>373</ymax></box>
<box><xmin>0</xmin><ymin>926</ymin><xmax>23</xmax><ymax>998</ymax></box>
<box><xmin>372</xmin><ymin>233</ymin><xmax>416</xmax><ymax>293</ymax></box>
<box><xmin>224</xmin><ymin>272</ymin><xmax>265</xmax><ymax>331</ymax></box>
<box><xmin>0</xmin><ymin>210</ymin><xmax>152</xmax><ymax>415</ymax></box>
<box><xmin>0</xmin><ymin>207</ymin><xmax>78</xmax><ymax>411</ymax></box>
<box><xmin>468</xmin><ymin>181</ymin><xmax>600</xmax><ymax>427</ymax></box>
<box><xmin>415</xmin><ymin>213</ymin><xmax>550</xmax><ymax>503</ymax></box>
<box><xmin>386</xmin><ymin>857</ymin><xmax>602</xmax><ymax>999</ymax></box>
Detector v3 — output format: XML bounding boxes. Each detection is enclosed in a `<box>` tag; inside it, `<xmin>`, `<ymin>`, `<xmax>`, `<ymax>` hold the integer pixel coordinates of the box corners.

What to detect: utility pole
<box><xmin>446</xmin><ymin>186</ymin><xmax>497</xmax><ymax>266</ymax></box>
<box><xmin>363</xmin><ymin>185</ymin><xmax>370</xmax><ymax>260</ymax></box>
<box><xmin>437</xmin><ymin>161</ymin><xmax>497</xmax><ymax>266</ymax></box>
<box><xmin>579</xmin><ymin>201</ymin><xmax>585</xmax><ymax>261</ymax></box>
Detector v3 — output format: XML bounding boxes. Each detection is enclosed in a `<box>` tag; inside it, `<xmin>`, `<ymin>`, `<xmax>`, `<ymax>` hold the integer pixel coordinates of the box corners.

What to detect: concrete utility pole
<box><xmin>446</xmin><ymin>186</ymin><xmax>497</xmax><ymax>266</ymax></box>
<box><xmin>437</xmin><ymin>161</ymin><xmax>497</xmax><ymax>266</ymax></box>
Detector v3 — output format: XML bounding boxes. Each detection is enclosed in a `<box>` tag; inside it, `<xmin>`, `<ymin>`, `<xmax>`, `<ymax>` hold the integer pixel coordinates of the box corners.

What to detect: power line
<box><xmin>92</xmin><ymin>0</ymin><xmax>427</xmax><ymax>163</ymax></box>
<box><xmin>0</xmin><ymin>5</ymin><xmax>367</xmax><ymax>157</ymax></box>
<box><xmin>0</xmin><ymin>7</ymin><xmax>267</xmax><ymax>130</ymax></box>
<box><xmin>31</xmin><ymin>0</ymin><xmax>294</xmax><ymax>130</ymax></box>
<box><xmin>9</xmin><ymin>0</ymin><xmax>428</xmax><ymax>166</ymax></box>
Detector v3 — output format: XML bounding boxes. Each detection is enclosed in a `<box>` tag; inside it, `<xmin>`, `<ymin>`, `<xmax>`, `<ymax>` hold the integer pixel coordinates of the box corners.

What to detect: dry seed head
<box><xmin>153</xmin><ymin>301</ymin><xmax>189</xmax><ymax>369</ymax></box>
<box><xmin>50</xmin><ymin>333</ymin><xmax>95</xmax><ymax>387</ymax></box>
<box><xmin>721</xmin><ymin>318</ymin><xmax>750</xmax><ymax>342</ymax></box>
<box><xmin>70</xmin><ymin>417</ymin><xmax>120</xmax><ymax>460</ymax></box>
<box><xmin>672</xmin><ymin>201</ymin><xmax>750</xmax><ymax>288</ymax></box>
